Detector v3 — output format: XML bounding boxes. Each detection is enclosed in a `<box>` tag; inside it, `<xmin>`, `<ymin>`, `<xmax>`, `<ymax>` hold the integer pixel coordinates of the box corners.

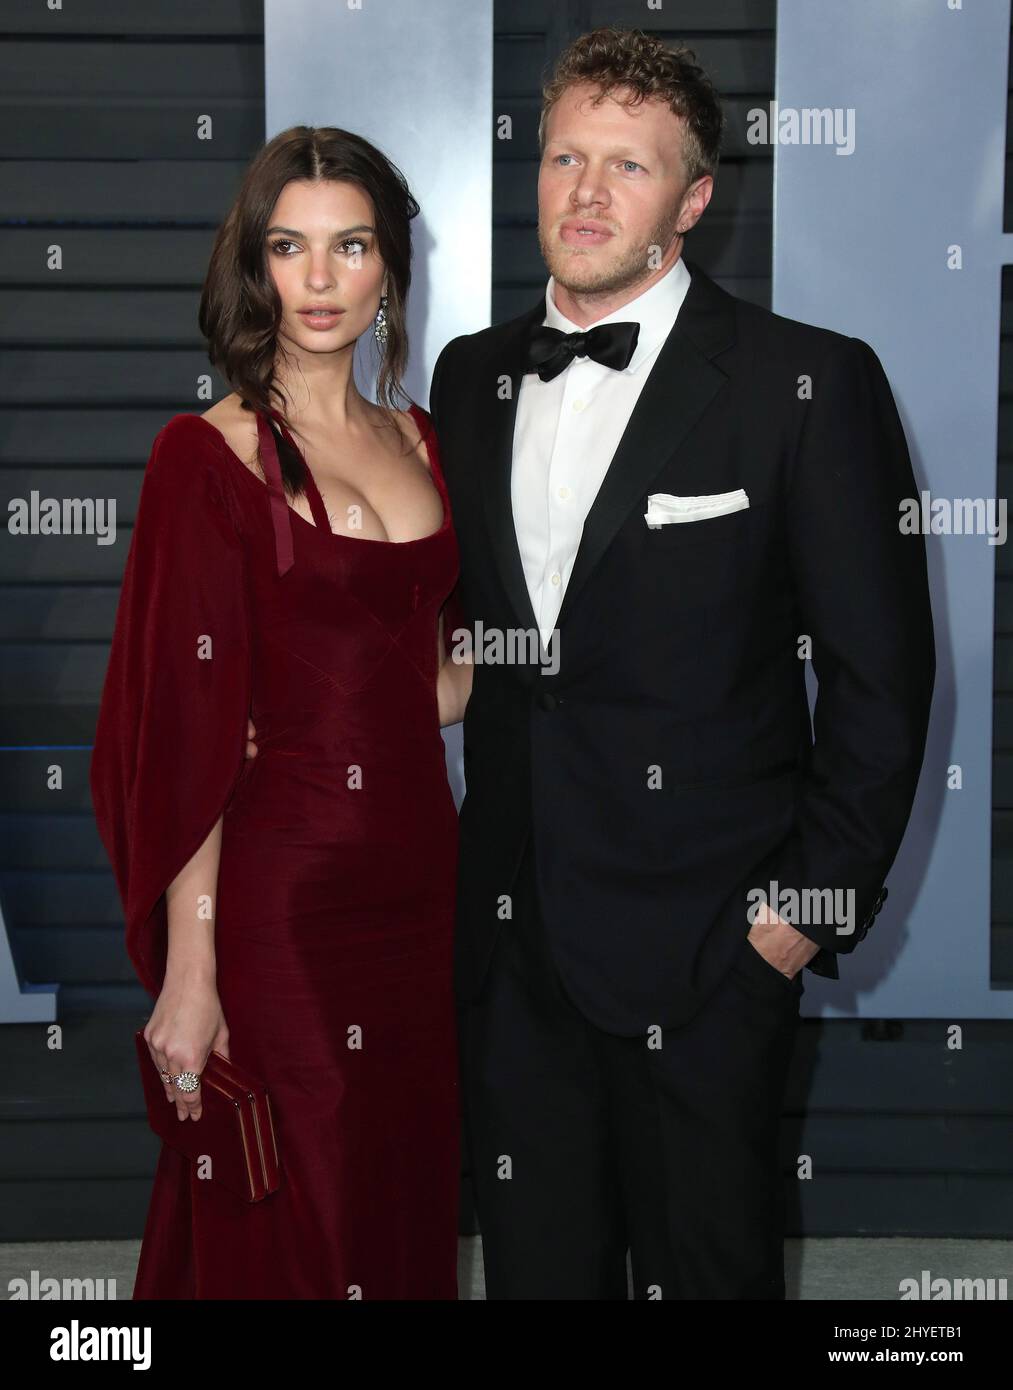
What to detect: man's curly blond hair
<box><xmin>538</xmin><ymin>26</ymin><xmax>725</xmax><ymax>186</ymax></box>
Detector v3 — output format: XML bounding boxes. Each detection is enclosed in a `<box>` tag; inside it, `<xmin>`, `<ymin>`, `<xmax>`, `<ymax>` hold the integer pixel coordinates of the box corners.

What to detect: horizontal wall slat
<box><xmin>0</xmin><ymin>644</ymin><xmax>112</xmax><ymax>699</ymax></box>
<box><xmin>0</xmin><ymin>535</ymin><xmax>129</xmax><ymax>581</ymax></box>
<box><xmin>0</xmin><ymin>1118</ymin><xmax>161</xmax><ymax>1181</ymax></box>
<box><xmin>0</xmin><ymin>102</ymin><xmax>264</xmax><ymax>160</ymax></box>
<box><xmin>7</xmin><ymin>871</ymin><xmax>124</xmax><ymax>927</ymax></box>
<box><xmin>1</xmin><ymin>472</ymin><xmax>141</xmax><ymax>525</ymax></box>
<box><xmin>0</xmin><ymin>410</ymin><xmax>181</xmax><ymax>464</ymax></box>
<box><xmin>14</xmin><ymin>924</ymin><xmax>136</xmax><ymax>983</ymax></box>
<box><xmin>40</xmin><ymin>982</ymin><xmax>149</xmax><ymax>1015</ymax></box>
<box><xmin>0</xmin><ymin>230</ymin><xmax>220</xmax><ymax>286</ymax></box>
<box><xmin>0</xmin><ymin>352</ymin><xmax>225</xmax><ymax>403</ymax></box>
<box><xmin>0</xmin><ymin>705</ymin><xmax>99</xmax><ymax>745</ymax></box>
<box><xmin>993</xmin><ymin>856</ymin><xmax>1013</xmax><ymax>920</ymax></box>
<box><xmin>1</xmin><ymin>161</ymin><xmax>248</xmax><ymax>222</ymax></box>
<box><xmin>0</xmin><ymin>813</ymin><xmax>107</xmax><ymax>870</ymax></box>
<box><xmin>996</xmin><ymin>577</ymin><xmax>1013</xmax><ymax>634</ymax></box>
<box><xmin>0</xmin><ymin>41</ymin><xmax>264</xmax><ymax>97</ymax></box>
<box><xmin>994</xmin><ymin>693</ymin><xmax>1013</xmax><ymax>744</ymax></box>
<box><xmin>790</xmin><ymin>1115</ymin><xmax>1013</xmax><ymax>1174</ymax></box>
<box><xmin>0</xmin><ymin>584</ymin><xmax>120</xmax><ymax>642</ymax></box>
<box><xmin>993</xmin><ymin>754</ymin><xmax>1013</xmax><ymax>804</ymax></box>
<box><xmin>791</xmin><ymin>1173</ymin><xmax>1013</xmax><ymax>1238</ymax></box>
<box><xmin>993</xmin><ymin>923</ymin><xmax>1013</xmax><ymax>979</ymax></box>
<box><xmin>1</xmin><ymin>291</ymin><xmax>208</xmax><ymax>346</ymax></box>
<box><xmin>786</xmin><ymin>1029</ymin><xmax>1013</xmax><ymax>1113</ymax></box>
<box><xmin>3</xmin><ymin>0</ymin><xmax>264</xmax><ymax>36</ymax></box>
<box><xmin>0</xmin><ymin>1178</ymin><xmax>153</xmax><ymax>1243</ymax></box>
<box><xmin>0</xmin><ymin>751</ymin><xmax>97</xmax><ymax>814</ymax></box>
<box><xmin>994</xmin><ymin>637</ymin><xmax>1013</xmax><ymax>690</ymax></box>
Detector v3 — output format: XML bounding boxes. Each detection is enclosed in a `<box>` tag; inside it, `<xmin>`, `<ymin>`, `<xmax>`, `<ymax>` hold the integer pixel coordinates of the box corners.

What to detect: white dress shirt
<box><xmin>511</xmin><ymin>255</ymin><xmax>692</xmax><ymax>650</ymax></box>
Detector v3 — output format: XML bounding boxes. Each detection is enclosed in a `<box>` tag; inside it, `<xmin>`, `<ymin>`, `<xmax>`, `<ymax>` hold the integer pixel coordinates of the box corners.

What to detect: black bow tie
<box><xmin>525</xmin><ymin>320</ymin><xmax>640</xmax><ymax>383</ymax></box>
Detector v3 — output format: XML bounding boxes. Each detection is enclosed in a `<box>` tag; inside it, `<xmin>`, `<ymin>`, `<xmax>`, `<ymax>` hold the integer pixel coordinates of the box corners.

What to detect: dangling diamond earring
<box><xmin>374</xmin><ymin>294</ymin><xmax>388</xmax><ymax>351</ymax></box>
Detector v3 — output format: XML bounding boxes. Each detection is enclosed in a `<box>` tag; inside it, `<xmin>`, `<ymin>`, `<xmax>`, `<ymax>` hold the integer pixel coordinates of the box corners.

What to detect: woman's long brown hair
<box><xmin>198</xmin><ymin>125</ymin><xmax>420</xmax><ymax>494</ymax></box>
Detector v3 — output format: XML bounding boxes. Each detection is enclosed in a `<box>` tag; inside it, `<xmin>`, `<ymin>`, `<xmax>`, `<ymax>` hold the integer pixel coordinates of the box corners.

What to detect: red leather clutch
<box><xmin>134</xmin><ymin>1032</ymin><xmax>282</xmax><ymax>1203</ymax></box>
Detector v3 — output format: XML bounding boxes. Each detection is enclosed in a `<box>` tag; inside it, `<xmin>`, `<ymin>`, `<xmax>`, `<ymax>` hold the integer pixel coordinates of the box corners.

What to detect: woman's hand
<box><xmin>245</xmin><ymin>717</ymin><xmax>258</xmax><ymax>759</ymax></box>
<box><xmin>144</xmin><ymin>970</ymin><xmax>229</xmax><ymax>1122</ymax></box>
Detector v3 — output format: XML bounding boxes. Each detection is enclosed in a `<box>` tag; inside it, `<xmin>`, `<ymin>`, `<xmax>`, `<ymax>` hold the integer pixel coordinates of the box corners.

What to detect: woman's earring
<box><xmin>374</xmin><ymin>294</ymin><xmax>388</xmax><ymax>351</ymax></box>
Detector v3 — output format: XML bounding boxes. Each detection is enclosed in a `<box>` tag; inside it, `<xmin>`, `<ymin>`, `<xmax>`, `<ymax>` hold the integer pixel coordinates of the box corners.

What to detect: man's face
<box><xmin>537</xmin><ymin>82</ymin><xmax>707</xmax><ymax>299</ymax></box>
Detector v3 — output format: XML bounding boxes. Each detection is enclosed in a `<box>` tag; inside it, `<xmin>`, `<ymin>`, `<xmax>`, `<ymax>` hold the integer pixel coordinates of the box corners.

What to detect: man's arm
<box><xmin>752</xmin><ymin>336</ymin><xmax>935</xmax><ymax>969</ymax></box>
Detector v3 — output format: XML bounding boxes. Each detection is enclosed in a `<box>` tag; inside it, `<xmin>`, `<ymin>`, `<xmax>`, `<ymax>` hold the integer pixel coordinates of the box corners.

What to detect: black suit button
<box><xmin>537</xmin><ymin>691</ymin><xmax>559</xmax><ymax>711</ymax></box>
<box><xmin>859</xmin><ymin>886</ymin><xmax>888</xmax><ymax>940</ymax></box>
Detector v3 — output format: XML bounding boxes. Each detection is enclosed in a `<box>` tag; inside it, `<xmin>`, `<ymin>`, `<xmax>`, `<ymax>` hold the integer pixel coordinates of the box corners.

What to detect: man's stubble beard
<box><xmin>538</xmin><ymin>202</ymin><xmax>683</xmax><ymax>301</ymax></box>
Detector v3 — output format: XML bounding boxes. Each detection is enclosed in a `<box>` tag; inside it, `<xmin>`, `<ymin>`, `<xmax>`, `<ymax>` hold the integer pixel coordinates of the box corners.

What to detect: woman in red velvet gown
<box><xmin>90</xmin><ymin>128</ymin><xmax>468</xmax><ymax>1298</ymax></box>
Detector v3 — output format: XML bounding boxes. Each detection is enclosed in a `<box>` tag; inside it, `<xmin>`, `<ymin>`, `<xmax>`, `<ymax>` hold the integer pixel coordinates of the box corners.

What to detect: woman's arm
<box><xmin>164</xmin><ymin>816</ymin><xmax>221</xmax><ymax>983</ymax></box>
<box><xmin>437</xmin><ymin>605</ymin><xmax>473</xmax><ymax>727</ymax></box>
<box><xmin>145</xmin><ymin>816</ymin><xmax>230</xmax><ymax>1123</ymax></box>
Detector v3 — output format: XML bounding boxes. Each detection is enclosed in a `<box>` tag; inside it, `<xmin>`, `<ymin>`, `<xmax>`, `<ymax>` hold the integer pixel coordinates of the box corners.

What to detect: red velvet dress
<box><xmin>90</xmin><ymin>403</ymin><xmax>461</xmax><ymax>1299</ymax></box>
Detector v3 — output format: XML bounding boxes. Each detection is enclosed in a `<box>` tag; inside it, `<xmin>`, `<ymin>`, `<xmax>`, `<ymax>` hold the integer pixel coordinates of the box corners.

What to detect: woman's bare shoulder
<box><xmin>388</xmin><ymin>403</ymin><xmax>434</xmax><ymax>474</ymax></box>
<box><xmin>199</xmin><ymin>394</ymin><xmax>262</xmax><ymax>473</ymax></box>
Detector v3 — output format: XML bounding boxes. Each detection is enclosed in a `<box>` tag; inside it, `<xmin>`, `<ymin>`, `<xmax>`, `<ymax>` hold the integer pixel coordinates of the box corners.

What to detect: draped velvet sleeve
<box><xmin>90</xmin><ymin>417</ymin><xmax>252</xmax><ymax>999</ymax></box>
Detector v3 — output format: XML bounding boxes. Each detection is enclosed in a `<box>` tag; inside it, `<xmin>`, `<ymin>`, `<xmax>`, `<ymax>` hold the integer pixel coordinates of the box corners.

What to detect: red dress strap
<box><xmin>255</xmin><ymin>407</ymin><xmax>332</xmax><ymax>572</ymax></box>
<box><xmin>408</xmin><ymin>402</ymin><xmax>443</xmax><ymax>485</ymax></box>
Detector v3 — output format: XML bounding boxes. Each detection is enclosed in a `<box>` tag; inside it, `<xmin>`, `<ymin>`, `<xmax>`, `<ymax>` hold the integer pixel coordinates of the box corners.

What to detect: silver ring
<box><xmin>172</xmin><ymin>1070</ymin><xmax>201</xmax><ymax>1094</ymax></box>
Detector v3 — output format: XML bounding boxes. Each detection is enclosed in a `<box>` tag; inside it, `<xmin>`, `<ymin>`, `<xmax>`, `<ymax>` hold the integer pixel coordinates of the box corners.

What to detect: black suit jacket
<box><xmin>429</xmin><ymin>257</ymin><xmax>935</xmax><ymax>1035</ymax></box>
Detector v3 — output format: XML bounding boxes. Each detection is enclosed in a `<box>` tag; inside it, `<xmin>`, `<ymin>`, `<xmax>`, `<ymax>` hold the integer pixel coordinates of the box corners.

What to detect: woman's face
<box><xmin>265</xmin><ymin>177</ymin><xmax>386</xmax><ymax>355</ymax></box>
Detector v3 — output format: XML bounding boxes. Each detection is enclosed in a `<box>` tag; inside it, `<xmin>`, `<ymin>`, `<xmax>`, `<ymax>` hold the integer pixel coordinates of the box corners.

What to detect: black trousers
<box><xmin>458</xmin><ymin>834</ymin><xmax>804</xmax><ymax>1300</ymax></box>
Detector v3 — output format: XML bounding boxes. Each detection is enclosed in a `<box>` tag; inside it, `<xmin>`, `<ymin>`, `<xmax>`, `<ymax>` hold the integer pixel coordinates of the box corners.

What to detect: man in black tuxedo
<box><xmin>430</xmin><ymin>30</ymin><xmax>934</xmax><ymax>1299</ymax></box>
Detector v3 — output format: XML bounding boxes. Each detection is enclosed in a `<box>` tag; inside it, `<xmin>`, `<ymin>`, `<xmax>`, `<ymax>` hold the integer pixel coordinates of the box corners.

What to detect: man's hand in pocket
<box><xmin>748</xmin><ymin>901</ymin><xmax>820</xmax><ymax>978</ymax></box>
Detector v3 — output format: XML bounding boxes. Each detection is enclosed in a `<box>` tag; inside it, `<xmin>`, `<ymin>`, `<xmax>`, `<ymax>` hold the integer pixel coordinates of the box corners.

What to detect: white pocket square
<box><xmin>644</xmin><ymin>488</ymin><xmax>749</xmax><ymax>527</ymax></box>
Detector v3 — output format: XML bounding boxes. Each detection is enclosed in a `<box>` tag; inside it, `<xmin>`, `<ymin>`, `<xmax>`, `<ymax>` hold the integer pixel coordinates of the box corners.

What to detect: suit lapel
<box><xmin>479</xmin><ymin>259</ymin><xmax>738</xmax><ymax>638</ymax></box>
